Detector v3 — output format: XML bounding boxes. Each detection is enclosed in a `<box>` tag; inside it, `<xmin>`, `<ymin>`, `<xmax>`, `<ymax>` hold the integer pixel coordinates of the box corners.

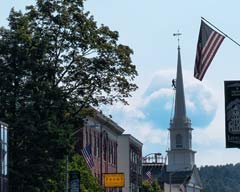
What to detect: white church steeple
<box><xmin>174</xmin><ymin>46</ymin><xmax>186</xmax><ymax>122</ymax></box>
<box><xmin>167</xmin><ymin>44</ymin><xmax>196</xmax><ymax>172</ymax></box>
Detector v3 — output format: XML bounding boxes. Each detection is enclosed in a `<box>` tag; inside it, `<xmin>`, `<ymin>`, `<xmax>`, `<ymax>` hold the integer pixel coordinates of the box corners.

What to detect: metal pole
<box><xmin>100</xmin><ymin>126</ymin><xmax>103</xmax><ymax>186</ymax></box>
<box><xmin>66</xmin><ymin>154</ymin><xmax>69</xmax><ymax>192</ymax></box>
<box><xmin>169</xmin><ymin>173</ymin><xmax>171</xmax><ymax>192</ymax></box>
<box><xmin>0</xmin><ymin>138</ymin><xmax>2</xmax><ymax>192</ymax></box>
<box><xmin>201</xmin><ymin>17</ymin><xmax>240</xmax><ymax>47</ymax></box>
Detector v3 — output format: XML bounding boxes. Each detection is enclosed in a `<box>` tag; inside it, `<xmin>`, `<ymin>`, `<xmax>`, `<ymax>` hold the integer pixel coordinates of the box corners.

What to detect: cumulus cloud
<box><xmin>143</xmin><ymin>88</ymin><xmax>173</xmax><ymax>107</ymax></box>
<box><xmin>102</xmin><ymin>68</ymin><xmax>222</xmax><ymax>164</ymax></box>
<box><xmin>141</xmin><ymin>69</ymin><xmax>218</xmax><ymax>128</ymax></box>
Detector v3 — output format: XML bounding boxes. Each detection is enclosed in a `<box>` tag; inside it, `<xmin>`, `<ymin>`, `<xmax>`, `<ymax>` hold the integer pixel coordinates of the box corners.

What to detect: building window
<box><xmin>89</xmin><ymin>129</ymin><xmax>92</xmax><ymax>148</ymax></box>
<box><xmin>97</xmin><ymin>132</ymin><xmax>100</xmax><ymax>157</ymax></box>
<box><xmin>94</xmin><ymin>131</ymin><xmax>97</xmax><ymax>157</ymax></box>
<box><xmin>176</xmin><ymin>134</ymin><xmax>183</xmax><ymax>148</ymax></box>
<box><xmin>103</xmin><ymin>133</ymin><xmax>108</xmax><ymax>161</ymax></box>
<box><xmin>86</xmin><ymin>128</ymin><xmax>88</xmax><ymax>144</ymax></box>
<box><xmin>113</xmin><ymin>142</ymin><xmax>117</xmax><ymax>165</ymax></box>
<box><xmin>109</xmin><ymin>140</ymin><xmax>113</xmax><ymax>164</ymax></box>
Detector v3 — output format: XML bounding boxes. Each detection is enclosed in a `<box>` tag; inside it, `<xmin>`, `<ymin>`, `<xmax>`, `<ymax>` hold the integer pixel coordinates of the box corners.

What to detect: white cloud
<box><xmin>196</xmin><ymin>148</ymin><xmax>240</xmax><ymax>166</ymax></box>
<box><xmin>185</xmin><ymin>96</ymin><xmax>196</xmax><ymax>112</ymax></box>
<box><xmin>124</xmin><ymin>122</ymin><xmax>168</xmax><ymax>145</ymax></box>
<box><xmin>104</xmin><ymin>105</ymin><xmax>169</xmax><ymax>150</ymax></box>
<box><xmin>102</xmin><ymin>68</ymin><xmax>229</xmax><ymax>166</ymax></box>
<box><xmin>184</xmin><ymin>70</ymin><xmax>218</xmax><ymax>114</ymax></box>
<box><xmin>193</xmin><ymin>91</ymin><xmax>224</xmax><ymax>144</ymax></box>
<box><xmin>143</xmin><ymin>88</ymin><xmax>173</xmax><ymax>107</ymax></box>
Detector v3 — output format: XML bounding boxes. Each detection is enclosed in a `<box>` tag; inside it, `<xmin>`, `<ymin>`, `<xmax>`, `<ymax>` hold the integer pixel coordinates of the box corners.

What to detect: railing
<box><xmin>142</xmin><ymin>153</ymin><xmax>166</xmax><ymax>165</ymax></box>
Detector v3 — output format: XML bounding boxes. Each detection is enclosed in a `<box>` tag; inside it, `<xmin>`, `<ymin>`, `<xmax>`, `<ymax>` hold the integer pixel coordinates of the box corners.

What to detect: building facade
<box><xmin>75</xmin><ymin>109</ymin><xmax>124</xmax><ymax>191</ymax></box>
<box><xmin>74</xmin><ymin>109</ymin><xmax>143</xmax><ymax>191</ymax></box>
<box><xmin>0</xmin><ymin>121</ymin><xmax>8</xmax><ymax>192</ymax></box>
<box><xmin>117</xmin><ymin>134</ymin><xmax>142</xmax><ymax>192</ymax></box>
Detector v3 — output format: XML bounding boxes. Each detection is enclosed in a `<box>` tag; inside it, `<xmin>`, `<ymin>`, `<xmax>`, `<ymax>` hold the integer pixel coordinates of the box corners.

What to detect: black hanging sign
<box><xmin>69</xmin><ymin>171</ymin><xmax>80</xmax><ymax>192</ymax></box>
<box><xmin>224</xmin><ymin>81</ymin><xmax>240</xmax><ymax>148</ymax></box>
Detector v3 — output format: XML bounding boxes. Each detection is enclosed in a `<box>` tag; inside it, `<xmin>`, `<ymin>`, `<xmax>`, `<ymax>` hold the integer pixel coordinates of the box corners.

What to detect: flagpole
<box><xmin>201</xmin><ymin>17</ymin><xmax>240</xmax><ymax>47</ymax></box>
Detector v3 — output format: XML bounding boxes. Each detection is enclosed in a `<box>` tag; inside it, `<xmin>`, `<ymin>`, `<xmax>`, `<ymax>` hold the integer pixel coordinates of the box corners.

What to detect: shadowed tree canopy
<box><xmin>142</xmin><ymin>180</ymin><xmax>163</xmax><ymax>192</ymax></box>
<box><xmin>0</xmin><ymin>0</ymin><xmax>138</xmax><ymax>191</ymax></box>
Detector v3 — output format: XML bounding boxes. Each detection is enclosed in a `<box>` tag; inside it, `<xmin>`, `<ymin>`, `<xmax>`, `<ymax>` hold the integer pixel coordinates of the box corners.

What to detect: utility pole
<box><xmin>100</xmin><ymin>125</ymin><xmax>103</xmax><ymax>185</ymax></box>
<box><xmin>169</xmin><ymin>172</ymin><xmax>172</xmax><ymax>192</ymax></box>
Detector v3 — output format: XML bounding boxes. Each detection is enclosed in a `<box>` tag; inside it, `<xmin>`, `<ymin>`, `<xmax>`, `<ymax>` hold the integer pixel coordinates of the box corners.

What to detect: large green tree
<box><xmin>0</xmin><ymin>0</ymin><xmax>138</xmax><ymax>191</ymax></box>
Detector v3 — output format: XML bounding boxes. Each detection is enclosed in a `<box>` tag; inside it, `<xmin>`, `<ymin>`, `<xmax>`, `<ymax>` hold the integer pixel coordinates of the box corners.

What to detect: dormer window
<box><xmin>176</xmin><ymin>134</ymin><xmax>183</xmax><ymax>148</ymax></box>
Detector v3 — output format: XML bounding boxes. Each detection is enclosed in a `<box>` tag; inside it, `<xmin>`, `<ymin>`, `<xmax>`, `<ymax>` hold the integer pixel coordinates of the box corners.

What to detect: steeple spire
<box><xmin>173</xmin><ymin>46</ymin><xmax>187</xmax><ymax>122</ymax></box>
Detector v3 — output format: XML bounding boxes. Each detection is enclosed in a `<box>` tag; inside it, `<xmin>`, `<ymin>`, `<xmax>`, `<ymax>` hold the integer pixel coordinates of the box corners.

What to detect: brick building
<box><xmin>75</xmin><ymin>109</ymin><xmax>125</xmax><ymax>191</ymax></box>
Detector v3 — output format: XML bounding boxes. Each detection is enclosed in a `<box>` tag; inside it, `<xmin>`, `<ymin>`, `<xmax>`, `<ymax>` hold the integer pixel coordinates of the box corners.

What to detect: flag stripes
<box><xmin>179</xmin><ymin>183</ymin><xmax>185</xmax><ymax>192</ymax></box>
<box><xmin>81</xmin><ymin>144</ymin><xmax>94</xmax><ymax>169</ymax></box>
<box><xmin>194</xmin><ymin>20</ymin><xmax>225</xmax><ymax>81</ymax></box>
<box><xmin>146</xmin><ymin>170</ymin><xmax>152</xmax><ymax>182</ymax></box>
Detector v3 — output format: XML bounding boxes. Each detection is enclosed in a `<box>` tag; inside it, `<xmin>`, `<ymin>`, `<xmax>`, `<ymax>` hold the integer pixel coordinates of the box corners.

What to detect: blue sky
<box><xmin>2</xmin><ymin>0</ymin><xmax>240</xmax><ymax>166</ymax></box>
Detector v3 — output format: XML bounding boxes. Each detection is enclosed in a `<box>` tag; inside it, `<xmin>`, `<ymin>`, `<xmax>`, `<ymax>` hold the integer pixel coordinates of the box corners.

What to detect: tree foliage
<box><xmin>0</xmin><ymin>0</ymin><xmax>138</xmax><ymax>191</ymax></box>
<box><xmin>199</xmin><ymin>163</ymin><xmax>240</xmax><ymax>192</ymax></box>
<box><xmin>142</xmin><ymin>180</ymin><xmax>163</xmax><ymax>192</ymax></box>
<box><xmin>68</xmin><ymin>154</ymin><xmax>103</xmax><ymax>192</ymax></box>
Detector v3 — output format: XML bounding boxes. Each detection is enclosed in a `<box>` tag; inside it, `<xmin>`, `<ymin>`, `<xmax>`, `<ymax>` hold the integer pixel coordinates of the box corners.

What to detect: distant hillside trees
<box><xmin>199</xmin><ymin>163</ymin><xmax>240</xmax><ymax>192</ymax></box>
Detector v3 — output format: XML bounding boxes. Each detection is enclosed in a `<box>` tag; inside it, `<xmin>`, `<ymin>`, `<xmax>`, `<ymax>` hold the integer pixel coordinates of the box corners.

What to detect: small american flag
<box><xmin>179</xmin><ymin>184</ymin><xmax>185</xmax><ymax>192</ymax></box>
<box><xmin>194</xmin><ymin>20</ymin><xmax>224</xmax><ymax>81</ymax></box>
<box><xmin>81</xmin><ymin>144</ymin><xmax>94</xmax><ymax>169</ymax></box>
<box><xmin>146</xmin><ymin>171</ymin><xmax>152</xmax><ymax>182</ymax></box>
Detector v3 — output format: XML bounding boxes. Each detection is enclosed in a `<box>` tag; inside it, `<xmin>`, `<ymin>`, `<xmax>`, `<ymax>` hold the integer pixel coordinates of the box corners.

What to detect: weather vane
<box><xmin>173</xmin><ymin>31</ymin><xmax>182</xmax><ymax>48</ymax></box>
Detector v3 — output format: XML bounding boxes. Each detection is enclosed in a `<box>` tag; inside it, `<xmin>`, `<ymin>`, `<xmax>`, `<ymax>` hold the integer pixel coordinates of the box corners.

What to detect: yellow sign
<box><xmin>103</xmin><ymin>173</ymin><xmax>125</xmax><ymax>187</ymax></box>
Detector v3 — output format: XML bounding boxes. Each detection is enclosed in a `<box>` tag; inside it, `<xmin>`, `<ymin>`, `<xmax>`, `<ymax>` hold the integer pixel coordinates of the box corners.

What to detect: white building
<box><xmin>117</xmin><ymin>134</ymin><xmax>142</xmax><ymax>192</ymax></box>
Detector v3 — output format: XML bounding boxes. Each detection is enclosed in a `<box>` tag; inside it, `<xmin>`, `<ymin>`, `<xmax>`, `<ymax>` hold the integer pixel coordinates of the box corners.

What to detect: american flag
<box><xmin>81</xmin><ymin>144</ymin><xmax>94</xmax><ymax>169</ymax></box>
<box><xmin>179</xmin><ymin>184</ymin><xmax>185</xmax><ymax>192</ymax></box>
<box><xmin>146</xmin><ymin>171</ymin><xmax>152</xmax><ymax>182</ymax></box>
<box><xmin>194</xmin><ymin>20</ymin><xmax>225</xmax><ymax>81</ymax></box>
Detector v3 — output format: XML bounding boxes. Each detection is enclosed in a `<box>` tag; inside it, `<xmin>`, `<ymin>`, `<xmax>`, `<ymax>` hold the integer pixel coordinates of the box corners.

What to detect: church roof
<box><xmin>158</xmin><ymin>170</ymin><xmax>192</xmax><ymax>184</ymax></box>
<box><xmin>157</xmin><ymin>165</ymin><xmax>203</xmax><ymax>189</ymax></box>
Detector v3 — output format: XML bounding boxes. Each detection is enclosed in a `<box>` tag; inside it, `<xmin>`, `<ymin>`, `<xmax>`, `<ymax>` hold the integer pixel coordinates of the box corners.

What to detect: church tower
<box><xmin>167</xmin><ymin>45</ymin><xmax>196</xmax><ymax>172</ymax></box>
